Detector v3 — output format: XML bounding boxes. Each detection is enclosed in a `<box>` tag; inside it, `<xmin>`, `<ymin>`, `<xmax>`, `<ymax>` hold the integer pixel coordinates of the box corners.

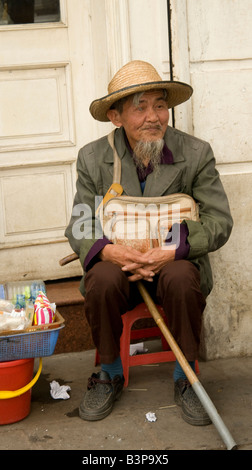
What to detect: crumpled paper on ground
<box><xmin>50</xmin><ymin>380</ymin><xmax>71</xmax><ymax>400</ymax></box>
<box><xmin>145</xmin><ymin>412</ymin><xmax>157</xmax><ymax>422</ymax></box>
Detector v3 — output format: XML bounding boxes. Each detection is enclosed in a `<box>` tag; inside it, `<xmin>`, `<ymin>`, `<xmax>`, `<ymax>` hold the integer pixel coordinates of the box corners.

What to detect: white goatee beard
<box><xmin>133</xmin><ymin>139</ymin><xmax>164</xmax><ymax>172</ymax></box>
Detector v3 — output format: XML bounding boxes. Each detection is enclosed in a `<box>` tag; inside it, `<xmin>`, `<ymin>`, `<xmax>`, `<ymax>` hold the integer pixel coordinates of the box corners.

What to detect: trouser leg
<box><xmin>156</xmin><ymin>260</ymin><xmax>206</xmax><ymax>361</ymax></box>
<box><xmin>84</xmin><ymin>261</ymin><xmax>140</xmax><ymax>364</ymax></box>
<box><xmin>84</xmin><ymin>259</ymin><xmax>206</xmax><ymax>365</ymax></box>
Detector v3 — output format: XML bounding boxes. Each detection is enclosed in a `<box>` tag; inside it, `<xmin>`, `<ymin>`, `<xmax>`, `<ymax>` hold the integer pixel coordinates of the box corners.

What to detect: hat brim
<box><xmin>89</xmin><ymin>80</ymin><xmax>193</xmax><ymax>122</ymax></box>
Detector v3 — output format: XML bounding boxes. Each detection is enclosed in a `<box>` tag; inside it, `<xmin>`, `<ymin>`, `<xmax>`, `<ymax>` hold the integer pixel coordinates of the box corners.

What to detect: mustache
<box><xmin>141</xmin><ymin>125</ymin><xmax>162</xmax><ymax>131</ymax></box>
<box><xmin>133</xmin><ymin>139</ymin><xmax>164</xmax><ymax>173</ymax></box>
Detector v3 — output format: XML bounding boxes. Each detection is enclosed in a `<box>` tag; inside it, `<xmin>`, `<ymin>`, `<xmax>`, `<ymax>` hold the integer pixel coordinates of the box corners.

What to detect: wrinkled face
<box><xmin>107</xmin><ymin>90</ymin><xmax>169</xmax><ymax>149</ymax></box>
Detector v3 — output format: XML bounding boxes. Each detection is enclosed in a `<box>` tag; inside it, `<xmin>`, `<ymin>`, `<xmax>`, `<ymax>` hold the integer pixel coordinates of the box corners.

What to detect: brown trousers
<box><xmin>84</xmin><ymin>260</ymin><xmax>206</xmax><ymax>364</ymax></box>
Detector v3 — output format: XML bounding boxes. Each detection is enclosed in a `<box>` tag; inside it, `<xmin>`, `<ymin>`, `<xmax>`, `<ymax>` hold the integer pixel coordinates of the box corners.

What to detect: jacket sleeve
<box><xmin>185</xmin><ymin>142</ymin><xmax>233</xmax><ymax>260</ymax></box>
<box><xmin>64</xmin><ymin>145</ymin><xmax>104</xmax><ymax>269</ymax></box>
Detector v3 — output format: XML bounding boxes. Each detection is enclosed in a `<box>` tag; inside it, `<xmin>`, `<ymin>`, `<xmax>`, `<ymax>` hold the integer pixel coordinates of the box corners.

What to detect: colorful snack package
<box><xmin>33</xmin><ymin>291</ymin><xmax>56</xmax><ymax>325</ymax></box>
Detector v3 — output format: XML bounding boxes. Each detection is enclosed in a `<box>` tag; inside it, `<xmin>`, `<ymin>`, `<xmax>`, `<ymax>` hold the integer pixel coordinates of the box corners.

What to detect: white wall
<box><xmin>128</xmin><ymin>0</ymin><xmax>170</xmax><ymax>79</ymax></box>
<box><xmin>171</xmin><ymin>0</ymin><xmax>252</xmax><ymax>358</ymax></box>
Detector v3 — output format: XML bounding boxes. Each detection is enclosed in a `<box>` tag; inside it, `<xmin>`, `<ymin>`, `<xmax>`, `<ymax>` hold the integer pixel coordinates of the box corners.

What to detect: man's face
<box><xmin>107</xmin><ymin>90</ymin><xmax>169</xmax><ymax>149</ymax></box>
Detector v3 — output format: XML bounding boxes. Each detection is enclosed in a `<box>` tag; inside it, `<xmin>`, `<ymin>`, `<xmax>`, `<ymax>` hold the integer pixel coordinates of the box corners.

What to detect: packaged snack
<box><xmin>33</xmin><ymin>291</ymin><xmax>56</xmax><ymax>326</ymax></box>
<box><xmin>0</xmin><ymin>306</ymin><xmax>31</xmax><ymax>333</ymax></box>
<box><xmin>5</xmin><ymin>280</ymin><xmax>46</xmax><ymax>307</ymax></box>
<box><xmin>0</xmin><ymin>299</ymin><xmax>15</xmax><ymax>313</ymax></box>
<box><xmin>0</xmin><ymin>284</ymin><xmax>6</xmax><ymax>299</ymax></box>
<box><xmin>33</xmin><ymin>306</ymin><xmax>54</xmax><ymax>325</ymax></box>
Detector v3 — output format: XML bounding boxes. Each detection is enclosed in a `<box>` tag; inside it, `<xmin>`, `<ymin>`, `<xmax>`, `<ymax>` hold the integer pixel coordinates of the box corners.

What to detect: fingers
<box><xmin>122</xmin><ymin>265</ymin><xmax>155</xmax><ymax>283</ymax></box>
<box><xmin>121</xmin><ymin>262</ymin><xmax>153</xmax><ymax>272</ymax></box>
<box><xmin>124</xmin><ymin>256</ymin><xmax>154</xmax><ymax>267</ymax></box>
<box><xmin>128</xmin><ymin>273</ymin><xmax>154</xmax><ymax>282</ymax></box>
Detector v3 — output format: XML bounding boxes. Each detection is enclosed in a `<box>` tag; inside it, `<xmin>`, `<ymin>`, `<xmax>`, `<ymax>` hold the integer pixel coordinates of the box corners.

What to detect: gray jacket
<box><xmin>65</xmin><ymin>126</ymin><xmax>233</xmax><ymax>298</ymax></box>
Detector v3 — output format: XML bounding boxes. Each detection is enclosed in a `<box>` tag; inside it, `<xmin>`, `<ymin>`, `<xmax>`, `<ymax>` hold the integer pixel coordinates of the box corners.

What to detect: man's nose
<box><xmin>146</xmin><ymin>107</ymin><xmax>159</xmax><ymax>121</ymax></box>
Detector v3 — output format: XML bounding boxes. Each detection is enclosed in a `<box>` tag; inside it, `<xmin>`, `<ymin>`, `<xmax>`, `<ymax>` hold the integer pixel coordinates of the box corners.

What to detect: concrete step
<box><xmin>45</xmin><ymin>277</ymin><xmax>94</xmax><ymax>354</ymax></box>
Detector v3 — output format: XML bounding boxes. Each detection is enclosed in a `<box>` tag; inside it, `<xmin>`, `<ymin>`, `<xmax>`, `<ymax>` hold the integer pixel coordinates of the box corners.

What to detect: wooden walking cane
<box><xmin>137</xmin><ymin>280</ymin><xmax>237</xmax><ymax>451</ymax></box>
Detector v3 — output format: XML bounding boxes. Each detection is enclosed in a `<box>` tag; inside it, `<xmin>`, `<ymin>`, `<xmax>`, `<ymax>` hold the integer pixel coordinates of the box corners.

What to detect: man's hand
<box><xmin>100</xmin><ymin>244</ymin><xmax>176</xmax><ymax>282</ymax></box>
<box><xmin>122</xmin><ymin>246</ymin><xmax>176</xmax><ymax>280</ymax></box>
<box><xmin>100</xmin><ymin>244</ymin><xmax>155</xmax><ymax>281</ymax></box>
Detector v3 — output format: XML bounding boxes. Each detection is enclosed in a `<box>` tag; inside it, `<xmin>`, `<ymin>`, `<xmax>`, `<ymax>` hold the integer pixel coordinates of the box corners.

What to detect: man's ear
<box><xmin>106</xmin><ymin>109</ymin><xmax>123</xmax><ymax>127</ymax></box>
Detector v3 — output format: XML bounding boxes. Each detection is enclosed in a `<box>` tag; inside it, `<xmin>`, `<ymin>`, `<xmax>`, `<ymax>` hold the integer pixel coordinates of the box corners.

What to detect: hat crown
<box><xmin>108</xmin><ymin>60</ymin><xmax>162</xmax><ymax>95</ymax></box>
<box><xmin>90</xmin><ymin>60</ymin><xmax>193</xmax><ymax>121</ymax></box>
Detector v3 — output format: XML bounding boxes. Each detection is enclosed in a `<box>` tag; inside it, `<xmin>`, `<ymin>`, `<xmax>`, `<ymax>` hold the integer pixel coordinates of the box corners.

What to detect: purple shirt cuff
<box><xmin>84</xmin><ymin>237</ymin><xmax>112</xmax><ymax>271</ymax></box>
<box><xmin>165</xmin><ymin>223</ymin><xmax>190</xmax><ymax>260</ymax></box>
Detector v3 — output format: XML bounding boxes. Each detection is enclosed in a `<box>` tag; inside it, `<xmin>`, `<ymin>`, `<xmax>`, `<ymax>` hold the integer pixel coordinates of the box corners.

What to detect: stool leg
<box><xmin>95</xmin><ymin>349</ymin><xmax>100</xmax><ymax>366</ymax></box>
<box><xmin>160</xmin><ymin>333</ymin><xmax>169</xmax><ymax>351</ymax></box>
<box><xmin>120</xmin><ymin>315</ymin><xmax>132</xmax><ymax>387</ymax></box>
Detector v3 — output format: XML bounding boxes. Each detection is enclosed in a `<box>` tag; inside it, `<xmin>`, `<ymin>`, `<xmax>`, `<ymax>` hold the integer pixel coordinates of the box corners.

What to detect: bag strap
<box><xmin>108</xmin><ymin>130</ymin><xmax>121</xmax><ymax>185</ymax></box>
<box><xmin>95</xmin><ymin>130</ymin><xmax>123</xmax><ymax>217</ymax></box>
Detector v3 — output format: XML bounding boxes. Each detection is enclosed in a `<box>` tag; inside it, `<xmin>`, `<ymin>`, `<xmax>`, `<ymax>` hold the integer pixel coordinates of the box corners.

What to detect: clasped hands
<box><xmin>100</xmin><ymin>243</ymin><xmax>176</xmax><ymax>282</ymax></box>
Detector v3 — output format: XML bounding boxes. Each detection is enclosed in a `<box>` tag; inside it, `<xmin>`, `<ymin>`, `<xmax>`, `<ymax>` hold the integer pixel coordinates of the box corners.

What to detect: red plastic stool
<box><xmin>95</xmin><ymin>302</ymin><xmax>199</xmax><ymax>387</ymax></box>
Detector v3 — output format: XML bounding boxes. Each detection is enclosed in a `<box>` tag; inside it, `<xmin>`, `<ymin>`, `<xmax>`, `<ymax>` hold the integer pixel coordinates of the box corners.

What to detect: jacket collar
<box><xmin>104</xmin><ymin>126</ymin><xmax>185</xmax><ymax>196</ymax></box>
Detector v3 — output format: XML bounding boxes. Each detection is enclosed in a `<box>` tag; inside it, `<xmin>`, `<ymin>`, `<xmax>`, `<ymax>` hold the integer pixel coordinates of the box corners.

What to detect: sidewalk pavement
<box><xmin>0</xmin><ymin>350</ymin><xmax>251</xmax><ymax>453</ymax></box>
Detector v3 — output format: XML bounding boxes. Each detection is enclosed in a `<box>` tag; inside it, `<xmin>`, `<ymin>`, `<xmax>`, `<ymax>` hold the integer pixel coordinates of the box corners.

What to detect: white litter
<box><xmin>130</xmin><ymin>342</ymin><xmax>148</xmax><ymax>356</ymax></box>
<box><xmin>145</xmin><ymin>412</ymin><xmax>157</xmax><ymax>422</ymax></box>
<box><xmin>50</xmin><ymin>380</ymin><xmax>71</xmax><ymax>400</ymax></box>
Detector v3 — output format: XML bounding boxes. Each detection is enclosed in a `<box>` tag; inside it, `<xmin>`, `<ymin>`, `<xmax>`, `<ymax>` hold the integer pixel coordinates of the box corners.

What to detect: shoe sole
<box><xmin>175</xmin><ymin>389</ymin><xmax>211</xmax><ymax>426</ymax></box>
<box><xmin>79</xmin><ymin>403</ymin><xmax>113</xmax><ymax>421</ymax></box>
<box><xmin>180</xmin><ymin>408</ymin><xmax>211</xmax><ymax>426</ymax></box>
<box><xmin>79</xmin><ymin>386</ymin><xmax>123</xmax><ymax>421</ymax></box>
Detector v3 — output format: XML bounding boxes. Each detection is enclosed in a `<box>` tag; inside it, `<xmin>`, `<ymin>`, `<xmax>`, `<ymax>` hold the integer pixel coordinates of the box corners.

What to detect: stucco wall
<box><xmin>171</xmin><ymin>0</ymin><xmax>252</xmax><ymax>359</ymax></box>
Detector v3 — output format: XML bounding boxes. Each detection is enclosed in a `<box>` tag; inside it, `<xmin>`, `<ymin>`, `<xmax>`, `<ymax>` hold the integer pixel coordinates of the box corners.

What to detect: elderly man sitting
<box><xmin>65</xmin><ymin>60</ymin><xmax>233</xmax><ymax>425</ymax></box>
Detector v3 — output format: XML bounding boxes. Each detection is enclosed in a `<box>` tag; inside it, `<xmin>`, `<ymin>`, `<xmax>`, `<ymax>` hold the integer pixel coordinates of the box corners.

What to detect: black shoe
<box><xmin>174</xmin><ymin>378</ymin><xmax>211</xmax><ymax>426</ymax></box>
<box><xmin>79</xmin><ymin>371</ymin><xmax>124</xmax><ymax>421</ymax></box>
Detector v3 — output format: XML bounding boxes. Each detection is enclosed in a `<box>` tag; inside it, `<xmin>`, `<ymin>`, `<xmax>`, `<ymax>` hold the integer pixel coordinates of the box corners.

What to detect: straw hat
<box><xmin>89</xmin><ymin>60</ymin><xmax>193</xmax><ymax>122</ymax></box>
